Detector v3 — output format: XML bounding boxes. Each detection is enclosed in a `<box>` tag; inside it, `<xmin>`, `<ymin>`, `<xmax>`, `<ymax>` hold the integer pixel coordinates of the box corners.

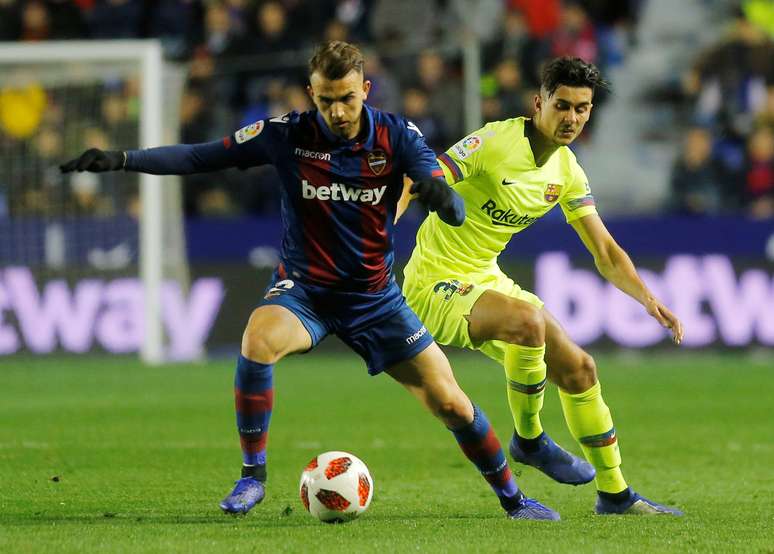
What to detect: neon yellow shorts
<box><xmin>402</xmin><ymin>270</ymin><xmax>543</xmax><ymax>365</ymax></box>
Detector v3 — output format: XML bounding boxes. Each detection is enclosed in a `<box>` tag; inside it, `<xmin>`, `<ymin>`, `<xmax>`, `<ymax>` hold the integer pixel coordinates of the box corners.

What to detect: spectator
<box><xmin>669</xmin><ymin>127</ymin><xmax>725</xmax><ymax>215</ymax></box>
<box><xmin>247</xmin><ymin>1</ymin><xmax>295</xmax><ymax>56</ymax></box>
<box><xmin>363</xmin><ymin>50</ymin><xmax>401</xmax><ymax>114</ymax></box>
<box><xmin>484</xmin><ymin>10</ymin><xmax>530</xmax><ymax>74</ymax></box>
<box><xmin>179</xmin><ymin>86</ymin><xmax>212</xmax><ymax>145</ymax></box>
<box><xmin>492</xmin><ymin>58</ymin><xmax>531</xmax><ymax>118</ymax></box>
<box><xmin>742</xmin><ymin>126</ymin><xmax>774</xmax><ymax>218</ymax></box>
<box><xmin>223</xmin><ymin>0</ymin><xmax>250</xmax><ymax>37</ymax></box>
<box><xmin>179</xmin><ymin>84</ymin><xmax>220</xmax><ymax>217</ymax></box>
<box><xmin>445</xmin><ymin>0</ymin><xmax>504</xmax><ymax>48</ymax></box>
<box><xmin>47</xmin><ymin>0</ymin><xmax>88</xmax><ymax>39</ymax></box>
<box><xmin>689</xmin><ymin>13</ymin><xmax>774</xmax><ymax>140</ymax></box>
<box><xmin>550</xmin><ymin>2</ymin><xmax>599</xmax><ymax>64</ymax></box>
<box><xmin>100</xmin><ymin>90</ymin><xmax>135</xmax><ymax>143</ymax></box>
<box><xmin>203</xmin><ymin>1</ymin><xmax>242</xmax><ymax>58</ymax></box>
<box><xmin>20</xmin><ymin>0</ymin><xmax>51</xmax><ymax>42</ymax></box>
<box><xmin>332</xmin><ymin>0</ymin><xmax>370</xmax><ymax>42</ymax></box>
<box><xmin>507</xmin><ymin>0</ymin><xmax>562</xmax><ymax>85</ymax></box>
<box><xmin>144</xmin><ymin>0</ymin><xmax>203</xmax><ymax>59</ymax></box>
<box><xmin>280</xmin><ymin>0</ymin><xmax>336</xmax><ymax>46</ymax></box>
<box><xmin>323</xmin><ymin>19</ymin><xmax>350</xmax><ymax>43</ymax></box>
<box><xmin>508</xmin><ymin>0</ymin><xmax>560</xmax><ymax>40</ymax></box>
<box><xmin>369</xmin><ymin>0</ymin><xmax>438</xmax><ymax>52</ymax></box>
<box><xmin>0</xmin><ymin>0</ymin><xmax>650</xmax><ymax>220</ymax></box>
<box><xmin>402</xmin><ymin>87</ymin><xmax>447</xmax><ymax>151</ymax></box>
<box><xmin>87</xmin><ymin>0</ymin><xmax>142</xmax><ymax>40</ymax></box>
<box><xmin>32</xmin><ymin>126</ymin><xmax>64</xmax><ymax>188</ymax></box>
<box><xmin>414</xmin><ymin>50</ymin><xmax>463</xmax><ymax>140</ymax></box>
<box><xmin>69</xmin><ymin>171</ymin><xmax>112</xmax><ymax>216</ymax></box>
<box><xmin>0</xmin><ymin>0</ymin><xmax>20</xmax><ymax>41</ymax></box>
<box><xmin>577</xmin><ymin>0</ymin><xmax>640</xmax><ymax>68</ymax></box>
<box><xmin>282</xmin><ymin>84</ymin><xmax>313</xmax><ymax>113</ymax></box>
<box><xmin>21</xmin><ymin>126</ymin><xmax>65</xmax><ymax>217</ymax></box>
<box><xmin>753</xmin><ymin>85</ymin><xmax>774</xmax><ymax>130</ymax></box>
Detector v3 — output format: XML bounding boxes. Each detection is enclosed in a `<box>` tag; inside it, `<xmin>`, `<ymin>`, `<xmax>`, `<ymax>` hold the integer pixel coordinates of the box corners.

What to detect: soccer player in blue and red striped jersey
<box><xmin>61</xmin><ymin>41</ymin><xmax>558</xmax><ymax>520</ymax></box>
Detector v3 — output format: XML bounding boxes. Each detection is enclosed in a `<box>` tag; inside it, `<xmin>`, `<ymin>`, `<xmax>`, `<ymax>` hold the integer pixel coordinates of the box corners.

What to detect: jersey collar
<box><xmin>314</xmin><ymin>104</ymin><xmax>375</xmax><ymax>152</ymax></box>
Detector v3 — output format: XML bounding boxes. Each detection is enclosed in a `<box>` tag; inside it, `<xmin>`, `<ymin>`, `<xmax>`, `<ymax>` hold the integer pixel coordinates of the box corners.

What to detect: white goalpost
<box><xmin>0</xmin><ymin>40</ymin><xmax>185</xmax><ymax>364</ymax></box>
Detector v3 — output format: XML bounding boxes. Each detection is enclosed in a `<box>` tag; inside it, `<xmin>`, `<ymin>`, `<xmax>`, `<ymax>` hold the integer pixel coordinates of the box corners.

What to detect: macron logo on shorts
<box><xmin>405</xmin><ymin>326</ymin><xmax>428</xmax><ymax>345</ymax></box>
<box><xmin>302</xmin><ymin>180</ymin><xmax>386</xmax><ymax>205</ymax></box>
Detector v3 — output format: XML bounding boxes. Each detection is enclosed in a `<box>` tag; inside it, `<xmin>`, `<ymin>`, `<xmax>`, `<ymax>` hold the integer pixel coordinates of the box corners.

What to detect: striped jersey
<box><xmin>127</xmin><ymin>105</ymin><xmax>444</xmax><ymax>292</ymax></box>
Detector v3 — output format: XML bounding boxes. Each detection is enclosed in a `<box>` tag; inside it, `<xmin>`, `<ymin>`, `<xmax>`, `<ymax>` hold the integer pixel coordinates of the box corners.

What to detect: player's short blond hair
<box><xmin>308</xmin><ymin>41</ymin><xmax>364</xmax><ymax>80</ymax></box>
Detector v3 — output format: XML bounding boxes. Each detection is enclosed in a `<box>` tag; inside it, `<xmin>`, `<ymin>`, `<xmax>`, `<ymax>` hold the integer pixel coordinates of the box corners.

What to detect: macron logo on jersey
<box><xmin>294</xmin><ymin>147</ymin><xmax>331</xmax><ymax>161</ymax></box>
<box><xmin>302</xmin><ymin>180</ymin><xmax>386</xmax><ymax>205</ymax></box>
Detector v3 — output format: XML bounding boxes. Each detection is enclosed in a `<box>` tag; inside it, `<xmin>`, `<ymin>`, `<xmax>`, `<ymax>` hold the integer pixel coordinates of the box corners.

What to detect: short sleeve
<box><xmin>437</xmin><ymin>129</ymin><xmax>487</xmax><ymax>184</ymax></box>
<box><xmin>559</xmin><ymin>159</ymin><xmax>597</xmax><ymax>223</ymax></box>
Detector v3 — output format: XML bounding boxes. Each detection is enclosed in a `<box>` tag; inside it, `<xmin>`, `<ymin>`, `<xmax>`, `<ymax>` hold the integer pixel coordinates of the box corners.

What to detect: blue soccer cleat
<box><xmin>220</xmin><ymin>477</ymin><xmax>265</xmax><ymax>514</ymax></box>
<box><xmin>509</xmin><ymin>432</ymin><xmax>596</xmax><ymax>485</ymax></box>
<box><xmin>506</xmin><ymin>497</ymin><xmax>561</xmax><ymax>521</ymax></box>
<box><xmin>595</xmin><ymin>489</ymin><xmax>683</xmax><ymax>516</ymax></box>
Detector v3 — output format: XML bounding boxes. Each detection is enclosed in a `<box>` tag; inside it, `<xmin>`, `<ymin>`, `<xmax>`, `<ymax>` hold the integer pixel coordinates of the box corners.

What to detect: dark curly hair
<box><xmin>540</xmin><ymin>57</ymin><xmax>609</xmax><ymax>98</ymax></box>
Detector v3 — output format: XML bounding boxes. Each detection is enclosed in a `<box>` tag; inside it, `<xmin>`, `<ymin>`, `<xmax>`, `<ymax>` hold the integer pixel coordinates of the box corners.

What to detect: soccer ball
<box><xmin>299</xmin><ymin>450</ymin><xmax>374</xmax><ymax>523</ymax></box>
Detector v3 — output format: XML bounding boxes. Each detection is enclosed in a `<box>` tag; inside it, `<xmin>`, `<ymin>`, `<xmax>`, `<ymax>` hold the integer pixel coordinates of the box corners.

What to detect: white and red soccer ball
<box><xmin>299</xmin><ymin>451</ymin><xmax>373</xmax><ymax>523</ymax></box>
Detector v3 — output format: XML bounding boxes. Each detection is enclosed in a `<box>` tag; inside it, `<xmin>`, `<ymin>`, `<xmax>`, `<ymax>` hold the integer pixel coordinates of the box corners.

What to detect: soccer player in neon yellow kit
<box><xmin>403</xmin><ymin>57</ymin><xmax>685</xmax><ymax>515</ymax></box>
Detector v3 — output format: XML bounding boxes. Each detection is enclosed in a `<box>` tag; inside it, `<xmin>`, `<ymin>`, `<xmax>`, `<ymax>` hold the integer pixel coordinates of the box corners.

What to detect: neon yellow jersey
<box><xmin>404</xmin><ymin>117</ymin><xmax>597</xmax><ymax>281</ymax></box>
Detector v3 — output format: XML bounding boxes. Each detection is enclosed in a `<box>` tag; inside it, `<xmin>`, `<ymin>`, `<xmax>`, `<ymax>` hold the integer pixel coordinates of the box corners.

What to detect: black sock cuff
<box><xmin>598</xmin><ymin>487</ymin><xmax>632</xmax><ymax>503</ymax></box>
<box><xmin>499</xmin><ymin>490</ymin><xmax>526</xmax><ymax>512</ymax></box>
<box><xmin>242</xmin><ymin>463</ymin><xmax>267</xmax><ymax>482</ymax></box>
<box><xmin>515</xmin><ymin>430</ymin><xmax>545</xmax><ymax>453</ymax></box>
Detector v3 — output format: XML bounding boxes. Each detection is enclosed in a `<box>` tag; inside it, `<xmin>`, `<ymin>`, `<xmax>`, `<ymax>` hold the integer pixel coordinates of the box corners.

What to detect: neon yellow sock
<box><xmin>558</xmin><ymin>381</ymin><xmax>627</xmax><ymax>493</ymax></box>
<box><xmin>503</xmin><ymin>344</ymin><xmax>546</xmax><ymax>440</ymax></box>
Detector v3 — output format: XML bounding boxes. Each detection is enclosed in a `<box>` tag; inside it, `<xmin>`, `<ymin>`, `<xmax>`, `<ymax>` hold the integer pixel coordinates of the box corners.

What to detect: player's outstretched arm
<box><xmin>571</xmin><ymin>214</ymin><xmax>684</xmax><ymax>344</ymax></box>
<box><xmin>61</xmin><ymin>139</ymin><xmax>244</xmax><ymax>176</ymax></box>
<box><xmin>409</xmin><ymin>177</ymin><xmax>466</xmax><ymax>226</ymax></box>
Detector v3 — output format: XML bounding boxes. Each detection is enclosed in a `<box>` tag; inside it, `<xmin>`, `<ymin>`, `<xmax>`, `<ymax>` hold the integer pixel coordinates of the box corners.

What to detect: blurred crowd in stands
<box><xmin>3</xmin><ymin>0</ymin><xmax>771</xmax><ymax>220</ymax></box>
<box><xmin>668</xmin><ymin>1</ymin><xmax>774</xmax><ymax>218</ymax></box>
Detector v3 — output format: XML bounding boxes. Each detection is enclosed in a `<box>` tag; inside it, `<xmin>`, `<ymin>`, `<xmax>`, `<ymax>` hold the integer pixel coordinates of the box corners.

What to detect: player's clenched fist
<box><xmin>410</xmin><ymin>177</ymin><xmax>466</xmax><ymax>227</ymax></box>
<box><xmin>60</xmin><ymin>148</ymin><xmax>126</xmax><ymax>173</ymax></box>
<box><xmin>410</xmin><ymin>177</ymin><xmax>454</xmax><ymax>211</ymax></box>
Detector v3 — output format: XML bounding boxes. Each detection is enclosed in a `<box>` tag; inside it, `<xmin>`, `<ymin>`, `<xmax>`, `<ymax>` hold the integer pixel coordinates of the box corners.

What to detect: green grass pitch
<box><xmin>1</xmin><ymin>351</ymin><xmax>772</xmax><ymax>553</ymax></box>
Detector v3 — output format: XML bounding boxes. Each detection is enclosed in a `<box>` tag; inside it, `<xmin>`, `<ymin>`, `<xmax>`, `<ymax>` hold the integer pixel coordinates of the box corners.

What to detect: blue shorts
<box><xmin>258</xmin><ymin>272</ymin><xmax>434</xmax><ymax>375</ymax></box>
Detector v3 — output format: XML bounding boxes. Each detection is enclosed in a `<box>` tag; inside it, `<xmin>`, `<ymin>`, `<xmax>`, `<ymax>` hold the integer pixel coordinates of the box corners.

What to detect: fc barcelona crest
<box><xmin>367</xmin><ymin>150</ymin><xmax>387</xmax><ymax>175</ymax></box>
<box><xmin>544</xmin><ymin>184</ymin><xmax>562</xmax><ymax>202</ymax></box>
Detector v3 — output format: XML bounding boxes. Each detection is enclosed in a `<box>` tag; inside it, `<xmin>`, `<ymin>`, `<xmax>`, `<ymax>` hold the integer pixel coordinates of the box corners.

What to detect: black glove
<box><xmin>410</xmin><ymin>177</ymin><xmax>454</xmax><ymax>212</ymax></box>
<box><xmin>60</xmin><ymin>148</ymin><xmax>125</xmax><ymax>173</ymax></box>
<box><xmin>410</xmin><ymin>177</ymin><xmax>466</xmax><ymax>226</ymax></box>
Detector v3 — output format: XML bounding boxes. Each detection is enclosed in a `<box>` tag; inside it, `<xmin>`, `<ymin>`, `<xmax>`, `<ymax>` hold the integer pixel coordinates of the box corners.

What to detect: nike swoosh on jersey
<box><xmin>501</xmin><ymin>179</ymin><xmax>518</xmax><ymax>185</ymax></box>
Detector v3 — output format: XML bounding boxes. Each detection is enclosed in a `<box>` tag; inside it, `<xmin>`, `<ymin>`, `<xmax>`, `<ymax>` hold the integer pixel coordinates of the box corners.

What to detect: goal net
<box><xmin>0</xmin><ymin>40</ymin><xmax>189</xmax><ymax>364</ymax></box>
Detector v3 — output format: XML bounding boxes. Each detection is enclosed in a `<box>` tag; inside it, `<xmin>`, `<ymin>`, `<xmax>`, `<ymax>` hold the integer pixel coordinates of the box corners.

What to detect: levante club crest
<box><xmin>544</xmin><ymin>184</ymin><xmax>562</xmax><ymax>202</ymax></box>
<box><xmin>367</xmin><ymin>150</ymin><xmax>387</xmax><ymax>175</ymax></box>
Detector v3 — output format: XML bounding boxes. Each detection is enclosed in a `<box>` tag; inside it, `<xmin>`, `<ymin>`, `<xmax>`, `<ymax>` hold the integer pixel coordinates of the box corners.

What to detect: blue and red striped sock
<box><xmin>451</xmin><ymin>404</ymin><xmax>523</xmax><ymax>510</ymax></box>
<box><xmin>234</xmin><ymin>354</ymin><xmax>273</xmax><ymax>476</ymax></box>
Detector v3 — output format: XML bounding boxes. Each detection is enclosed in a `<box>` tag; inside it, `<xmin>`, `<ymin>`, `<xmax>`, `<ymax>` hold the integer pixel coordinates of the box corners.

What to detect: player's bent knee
<box><xmin>502</xmin><ymin>301</ymin><xmax>545</xmax><ymax>346</ymax></box>
<box><xmin>242</xmin><ymin>334</ymin><xmax>283</xmax><ymax>365</ymax></box>
<box><xmin>241</xmin><ymin>307</ymin><xmax>302</xmax><ymax>364</ymax></box>
<box><xmin>429</xmin><ymin>389</ymin><xmax>473</xmax><ymax>427</ymax></box>
<box><xmin>242</xmin><ymin>316</ymin><xmax>290</xmax><ymax>364</ymax></box>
